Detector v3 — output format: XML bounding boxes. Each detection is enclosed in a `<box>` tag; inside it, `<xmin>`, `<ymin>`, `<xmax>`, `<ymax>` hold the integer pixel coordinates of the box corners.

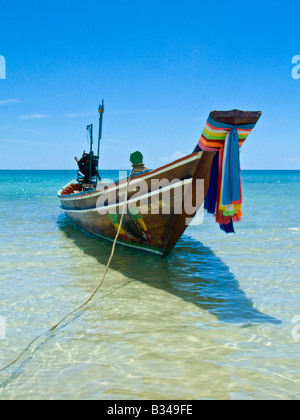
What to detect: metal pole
<box><xmin>86</xmin><ymin>124</ymin><xmax>93</xmax><ymax>185</ymax></box>
<box><xmin>97</xmin><ymin>100</ymin><xmax>104</xmax><ymax>171</ymax></box>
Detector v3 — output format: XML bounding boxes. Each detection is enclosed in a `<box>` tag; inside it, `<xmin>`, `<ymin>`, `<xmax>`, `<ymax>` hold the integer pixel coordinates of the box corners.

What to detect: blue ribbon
<box><xmin>221</xmin><ymin>127</ymin><xmax>240</xmax><ymax>205</ymax></box>
<box><xmin>204</xmin><ymin>152</ymin><xmax>219</xmax><ymax>214</ymax></box>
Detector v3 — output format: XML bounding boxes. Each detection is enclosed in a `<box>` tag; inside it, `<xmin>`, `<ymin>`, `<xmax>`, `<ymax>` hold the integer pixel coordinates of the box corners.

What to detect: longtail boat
<box><xmin>58</xmin><ymin>103</ymin><xmax>261</xmax><ymax>256</ymax></box>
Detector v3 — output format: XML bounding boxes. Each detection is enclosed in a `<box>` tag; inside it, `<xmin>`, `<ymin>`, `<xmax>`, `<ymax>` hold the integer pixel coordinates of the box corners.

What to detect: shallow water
<box><xmin>0</xmin><ymin>170</ymin><xmax>299</xmax><ymax>400</ymax></box>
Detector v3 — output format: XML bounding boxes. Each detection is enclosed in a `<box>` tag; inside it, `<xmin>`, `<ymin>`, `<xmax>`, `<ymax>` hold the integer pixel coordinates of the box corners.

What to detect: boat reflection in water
<box><xmin>58</xmin><ymin>214</ymin><xmax>280</xmax><ymax>326</ymax></box>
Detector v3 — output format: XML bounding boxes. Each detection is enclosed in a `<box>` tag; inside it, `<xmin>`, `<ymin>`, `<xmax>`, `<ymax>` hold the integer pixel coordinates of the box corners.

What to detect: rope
<box><xmin>0</xmin><ymin>170</ymin><xmax>133</xmax><ymax>373</ymax></box>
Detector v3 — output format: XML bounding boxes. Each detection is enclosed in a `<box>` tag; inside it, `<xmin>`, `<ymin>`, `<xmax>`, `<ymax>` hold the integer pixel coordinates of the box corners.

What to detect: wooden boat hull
<box><xmin>58</xmin><ymin>109</ymin><xmax>261</xmax><ymax>256</ymax></box>
<box><xmin>58</xmin><ymin>151</ymin><xmax>215</xmax><ymax>256</ymax></box>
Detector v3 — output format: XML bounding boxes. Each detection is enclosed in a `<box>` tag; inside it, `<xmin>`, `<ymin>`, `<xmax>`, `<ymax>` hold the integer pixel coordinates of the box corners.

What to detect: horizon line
<box><xmin>0</xmin><ymin>168</ymin><xmax>299</xmax><ymax>171</ymax></box>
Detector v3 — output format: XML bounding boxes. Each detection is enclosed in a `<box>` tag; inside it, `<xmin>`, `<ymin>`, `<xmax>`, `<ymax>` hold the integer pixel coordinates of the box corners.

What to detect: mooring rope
<box><xmin>0</xmin><ymin>170</ymin><xmax>133</xmax><ymax>372</ymax></box>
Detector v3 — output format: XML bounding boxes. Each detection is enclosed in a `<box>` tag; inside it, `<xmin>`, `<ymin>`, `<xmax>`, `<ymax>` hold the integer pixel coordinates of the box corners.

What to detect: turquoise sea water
<box><xmin>0</xmin><ymin>169</ymin><xmax>299</xmax><ymax>400</ymax></box>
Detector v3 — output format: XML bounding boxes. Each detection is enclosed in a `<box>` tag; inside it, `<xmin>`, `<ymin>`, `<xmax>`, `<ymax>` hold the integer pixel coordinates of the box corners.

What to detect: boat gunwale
<box><xmin>61</xmin><ymin>177</ymin><xmax>193</xmax><ymax>214</ymax></box>
<box><xmin>57</xmin><ymin>151</ymin><xmax>202</xmax><ymax>201</ymax></box>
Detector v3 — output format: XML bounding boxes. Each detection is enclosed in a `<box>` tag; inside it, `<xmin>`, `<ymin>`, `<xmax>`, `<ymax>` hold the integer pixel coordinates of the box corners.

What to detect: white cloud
<box><xmin>158</xmin><ymin>151</ymin><xmax>186</xmax><ymax>165</ymax></box>
<box><xmin>108</xmin><ymin>109</ymin><xmax>157</xmax><ymax>115</ymax></box>
<box><xmin>284</xmin><ymin>157</ymin><xmax>300</xmax><ymax>164</ymax></box>
<box><xmin>0</xmin><ymin>99</ymin><xmax>21</xmax><ymax>106</ymax></box>
<box><xmin>64</xmin><ymin>111</ymin><xmax>95</xmax><ymax>118</ymax></box>
<box><xmin>20</xmin><ymin>114</ymin><xmax>50</xmax><ymax>120</ymax></box>
<box><xmin>170</xmin><ymin>151</ymin><xmax>185</xmax><ymax>160</ymax></box>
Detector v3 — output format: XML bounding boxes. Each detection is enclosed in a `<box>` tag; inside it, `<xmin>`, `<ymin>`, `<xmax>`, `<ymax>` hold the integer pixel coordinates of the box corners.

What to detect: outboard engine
<box><xmin>75</xmin><ymin>152</ymin><xmax>100</xmax><ymax>184</ymax></box>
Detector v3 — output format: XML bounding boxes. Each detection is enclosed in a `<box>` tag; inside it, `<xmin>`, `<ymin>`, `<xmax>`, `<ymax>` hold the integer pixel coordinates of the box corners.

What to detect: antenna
<box><xmin>97</xmin><ymin>100</ymin><xmax>104</xmax><ymax>172</ymax></box>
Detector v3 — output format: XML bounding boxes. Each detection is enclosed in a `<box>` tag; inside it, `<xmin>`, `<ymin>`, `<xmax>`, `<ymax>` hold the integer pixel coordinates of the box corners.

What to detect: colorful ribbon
<box><xmin>197</xmin><ymin>115</ymin><xmax>256</xmax><ymax>232</ymax></box>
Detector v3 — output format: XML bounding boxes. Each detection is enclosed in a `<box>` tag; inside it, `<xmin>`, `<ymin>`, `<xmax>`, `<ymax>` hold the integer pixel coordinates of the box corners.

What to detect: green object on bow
<box><xmin>130</xmin><ymin>151</ymin><xmax>143</xmax><ymax>165</ymax></box>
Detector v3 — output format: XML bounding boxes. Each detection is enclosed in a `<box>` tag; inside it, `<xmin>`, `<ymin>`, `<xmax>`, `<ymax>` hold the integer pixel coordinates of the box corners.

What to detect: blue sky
<box><xmin>0</xmin><ymin>0</ymin><xmax>299</xmax><ymax>169</ymax></box>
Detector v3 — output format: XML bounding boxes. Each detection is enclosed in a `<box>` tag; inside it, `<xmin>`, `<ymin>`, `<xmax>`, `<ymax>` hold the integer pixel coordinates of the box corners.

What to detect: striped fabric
<box><xmin>197</xmin><ymin>115</ymin><xmax>257</xmax><ymax>230</ymax></box>
<box><xmin>199</xmin><ymin>115</ymin><xmax>255</xmax><ymax>151</ymax></box>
